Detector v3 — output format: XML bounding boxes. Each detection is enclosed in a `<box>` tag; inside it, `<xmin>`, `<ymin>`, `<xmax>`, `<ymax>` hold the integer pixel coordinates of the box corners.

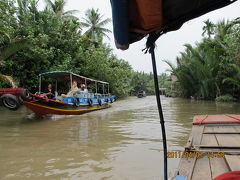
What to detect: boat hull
<box><xmin>23</xmin><ymin>99</ymin><xmax>110</xmax><ymax>116</ymax></box>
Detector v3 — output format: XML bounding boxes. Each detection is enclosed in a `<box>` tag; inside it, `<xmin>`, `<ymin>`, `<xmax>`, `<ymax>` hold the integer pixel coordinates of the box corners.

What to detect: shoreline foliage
<box><xmin>165</xmin><ymin>18</ymin><xmax>240</xmax><ymax>101</ymax></box>
<box><xmin>0</xmin><ymin>0</ymin><xmax>133</xmax><ymax>97</ymax></box>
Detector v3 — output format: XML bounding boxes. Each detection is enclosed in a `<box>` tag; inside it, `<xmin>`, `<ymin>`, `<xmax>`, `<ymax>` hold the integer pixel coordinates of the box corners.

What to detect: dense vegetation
<box><xmin>1</xmin><ymin>0</ymin><xmax>239</xmax><ymax>101</ymax></box>
<box><xmin>166</xmin><ymin>19</ymin><xmax>240</xmax><ymax>101</ymax></box>
<box><xmin>0</xmin><ymin>0</ymin><xmax>134</xmax><ymax>97</ymax></box>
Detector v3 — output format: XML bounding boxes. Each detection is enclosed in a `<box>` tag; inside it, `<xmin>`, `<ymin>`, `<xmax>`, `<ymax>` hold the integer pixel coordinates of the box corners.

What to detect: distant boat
<box><xmin>0</xmin><ymin>71</ymin><xmax>116</xmax><ymax>116</ymax></box>
<box><xmin>137</xmin><ymin>90</ymin><xmax>146</xmax><ymax>98</ymax></box>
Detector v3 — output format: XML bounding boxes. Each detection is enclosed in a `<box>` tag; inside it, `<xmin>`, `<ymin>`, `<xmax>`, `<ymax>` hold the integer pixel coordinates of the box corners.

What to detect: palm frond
<box><xmin>97</xmin><ymin>18</ymin><xmax>111</xmax><ymax>27</ymax></box>
<box><xmin>81</xmin><ymin>21</ymin><xmax>90</xmax><ymax>28</ymax></box>
<box><xmin>0</xmin><ymin>38</ymin><xmax>29</xmax><ymax>63</ymax></box>
<box><xmin>63</xmin><ymin>9</ymin><xmax>79</xmax><ymax>16</ymax></box>
<box><xmin>163</xmin><ymin>60</ymin><xmax>176</xmax><ymax>72</ymax></box>
<box><xmin>223</xmin><ymin>78</ymin><xmax>240</xmax><ymax>88</ymax></box>
<box><xmin>0</xmin><ymin>74</ymin><xmax>17</xmax><ymax>88</ymax></box>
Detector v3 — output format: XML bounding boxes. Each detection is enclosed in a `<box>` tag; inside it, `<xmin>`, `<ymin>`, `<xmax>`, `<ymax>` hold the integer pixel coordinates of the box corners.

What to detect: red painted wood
<box><xmin>0</xmin><ymin>88</ymin><xmax>25</xmax><ymax>96</ymax></box>
<box><xmin>193</xmin><ymin>115</ymin><xmax>240</xmax><ymax>125</ymax></box>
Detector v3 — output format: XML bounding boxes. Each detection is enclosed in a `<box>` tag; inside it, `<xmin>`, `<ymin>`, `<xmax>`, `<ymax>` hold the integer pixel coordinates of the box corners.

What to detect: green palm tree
<box><xmin>15</xmin><ymin>0</ymin><xmax>39</xmax><ymax>24</ymax></box>
<box><xmin>214</xmin><ymin>19</ymin><xmax>240</xmax><ymax>50</ymax></box>
<box><xmin>44</xmin><ymin>0</ymin><xmax>78</xmax><ymax>17</ymax></box>
<box><xmin>202</xmin><ymin>19</ymin><xmax>215</xmax><ymax>38</ymax></box>
<box><xmin>223</xmin><ymin>64</ymin><xmax>240</xmax><ymax>88</ymax></box>
<box><xmin>81</xmin><ymin>8</ymin><xmax>111</xmax><ymax>41</ymax></box>
<box><xmin>16</xmin><ymin>0</ymin><xmax>29</xmax><ymax>16</ymax></box>
<box><xmin>165</xmin><ymin>43</ymin><xmax>222</xmax><ymax>99</ymax></box>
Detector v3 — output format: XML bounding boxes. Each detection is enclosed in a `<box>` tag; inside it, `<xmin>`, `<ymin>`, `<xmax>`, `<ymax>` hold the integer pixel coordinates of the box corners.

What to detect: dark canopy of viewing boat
<box><xmin>111</xmin><ymin>0</ymin><xmax>237</xmax><ymax>50</ymax></box>
<box><xmin>39</xmin><ymin>71</ymin><xmax>109</xmax><ymax>84</ymax></box>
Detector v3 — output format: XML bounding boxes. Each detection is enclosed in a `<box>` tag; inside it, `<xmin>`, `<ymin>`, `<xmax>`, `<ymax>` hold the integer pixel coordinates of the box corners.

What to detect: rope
<box><xmin>149</xmin><ymin>44</ymin><xmax>168</xmax><ymax>180</ymax></box>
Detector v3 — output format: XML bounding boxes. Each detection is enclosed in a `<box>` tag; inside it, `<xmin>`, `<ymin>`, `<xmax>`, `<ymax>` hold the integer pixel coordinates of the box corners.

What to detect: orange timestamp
<box><xmin>167</xmin><ymin>151</ymin><xmax>225</xmax><ymax>158</ymax></box>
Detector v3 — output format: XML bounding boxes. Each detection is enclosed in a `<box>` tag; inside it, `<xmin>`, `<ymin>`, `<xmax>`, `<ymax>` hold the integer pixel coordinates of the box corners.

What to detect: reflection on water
<box><xmin>0</xmin><ymin>96</ymin><xmax>239</xmax><ymax>179</ymax></box>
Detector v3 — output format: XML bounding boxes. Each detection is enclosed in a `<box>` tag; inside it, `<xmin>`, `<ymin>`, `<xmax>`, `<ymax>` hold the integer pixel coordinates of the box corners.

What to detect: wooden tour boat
<box><xmin>0</xmin><ymin>71</ymin><xmax>116</xmax><ymax>116</ymax></box>
<box><xmin>137</xmin><ymin>90</ymin><xmax>146</xmax><ymax>98</ymax></box>
<box><xmin>174</xmin><ymin>114</ymin><xmax>240</xmax><ymax>180</ymax></box>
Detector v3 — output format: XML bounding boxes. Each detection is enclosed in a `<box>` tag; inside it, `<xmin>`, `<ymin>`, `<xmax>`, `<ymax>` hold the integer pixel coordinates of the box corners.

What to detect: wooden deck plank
<box><xmin>233</xmin><ymin>125</ymin><xmax>240</xmax><ymax>132</ymax></box>
<box><xmin>191</xmin><ymin>125</ymin><xmax>204</xmax><ymax>146</ymax></box>
<box><xmin>196</xmin><ymin>145</ymin><xmax>240</xmax><ymax>149</ymax></box>
<box><xmin>209</xmin><ymin>157</ymin><xmax>229</xmax><ymax>179</ymax></box>
<box><xmin>214</xmin><ymin>126</ymin><xmax>238</xmax><ymax>133</ymax></box>
<box><xmin>204</xmin><ymin>132</ymin><xmax>240</xmax><ymax>134</ymax></box>
<box><xmin>178</xmin><ymin>125</ymin><xmax>204</xmax><ymax>180</ymax></box>
<box><xmin>204</xmin><ymin>125</ymin><xmax>240</xmax><ymax>133</ymax></box>
<box><xmin>203</xmin><ymin>126</ymin><xmax>214</xmax><ymax>133</ymax></box>
<box><xmin>205</xmin><ymin>124</ymin><xmax>240</xmax><ymax>127</ymax></box>
<box><xmin>216</xmin><ymin>134</ymin><xmax>240</xmax><ymax>147</ymax></box>
<box><xmin>201</xmin><ymin>134</ymin><xmax>218</xmax><ymax>146</ymax></box>
<box><xmin>191</xmin><ymin>155</ymin><xmax>212</xmax><ymax>180</ymax></box>
<box><xmin>192</xmin><ymin>150</ymin><xmax>240</xmax><ymax>153</ymax></box>
<box><xmin>200</xmin><ymin>130</ymin><xmax>229</xmax><ymax>179</ymax></box>
<box><xmin>177</xmin><ymin>157</ymin><xmax>197</xmax><ymax>180</ymax></box>
<box><xmin>225</xmin><ymin>155</ymin><xmax>240</xmax><ymax>171</ymax></box>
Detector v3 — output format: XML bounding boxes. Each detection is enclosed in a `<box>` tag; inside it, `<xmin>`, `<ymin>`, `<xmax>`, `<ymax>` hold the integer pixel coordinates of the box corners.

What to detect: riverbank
<box><xmin>164</xmin><ymin>91</ymin><xmax>240</xmax><ymax>102</ymax></box>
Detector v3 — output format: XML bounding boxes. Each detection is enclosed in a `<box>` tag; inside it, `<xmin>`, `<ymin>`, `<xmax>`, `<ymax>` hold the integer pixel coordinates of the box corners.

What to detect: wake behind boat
<box><xmin>0</xmin><ymin>71</ymin><xmax>116</xmax><ymax>116</ymax></box>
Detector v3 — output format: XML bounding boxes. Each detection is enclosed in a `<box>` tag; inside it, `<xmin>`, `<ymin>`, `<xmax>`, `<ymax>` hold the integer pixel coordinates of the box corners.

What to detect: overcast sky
<box><xmin>40</xmin><ymin>0</ymin><xmax>240</xmax><ymax>74</ymax></box>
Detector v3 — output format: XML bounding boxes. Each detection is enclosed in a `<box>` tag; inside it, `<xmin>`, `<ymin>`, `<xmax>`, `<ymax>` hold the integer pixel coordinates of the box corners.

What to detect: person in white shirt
<box><xmin>80</xmin><ymin>84</ymin><xmax>88</xmax><ymax>93</ymax></box>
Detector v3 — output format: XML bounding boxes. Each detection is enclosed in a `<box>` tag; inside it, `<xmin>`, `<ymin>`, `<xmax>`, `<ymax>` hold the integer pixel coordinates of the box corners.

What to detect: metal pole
<box><xmin>55</xmin><ymin>80</ymin><xmax>58</xmax><ymax>97</ymax></box>
<box><xmin>108</xmin><ymin>84</ymin><xmax>110</xmax><ymax>95</ymax></box>
<box><xmin>95</xmin><ymin>82</ymin><xmax>97</xmax><ymax>94</ymax></box>
<box><xmin>149</xmin><ymin>45</ymin><xmax>168</xmax><ymax>180</ymax></box>
<box><xmin>39</xmin><ymin>76</ymin><xmax>41</xmax><ymax>93</ymax></box>
<box><xmin>85</xmin><ymin>79</ymin><xmax>87</xmax><ymax>88</ymax></box>
<box><xmin>70</xmin><ymin>74</ymin><xmax>73</xmax><ymax>89</ymax></box>
<box><xmin>103</xmin><ymin>84</ymin><xmax>105</xmax><ymax>96</ymax></box>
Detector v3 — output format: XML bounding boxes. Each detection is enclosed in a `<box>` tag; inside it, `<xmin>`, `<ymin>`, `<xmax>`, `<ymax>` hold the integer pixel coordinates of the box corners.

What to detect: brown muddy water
<box><xmin>0</xmin><ymin>96</ymin><xmax>239</xmax><ymax>180</ymax></box>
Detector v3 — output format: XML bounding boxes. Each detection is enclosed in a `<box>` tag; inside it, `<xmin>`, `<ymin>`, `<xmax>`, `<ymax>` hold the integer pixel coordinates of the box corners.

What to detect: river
<box><xmin>0</xmin><ymin>96</ymin><xmax>239</xmax><ymax>179</ymax></box>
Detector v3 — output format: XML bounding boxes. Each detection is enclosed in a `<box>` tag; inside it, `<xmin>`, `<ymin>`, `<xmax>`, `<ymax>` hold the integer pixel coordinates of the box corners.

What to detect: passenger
<box><xmin>88</xmin><ymin>87</ymin><xmax>93</xmax><ymax>93</ymax></box>
<box><xmin>80</xmin><ymin>84</ymin><xmax>88</xmax><ymax>93</ymax></box>
<box><xmin>56</xmin><ymin>81</ymin><xmax>79</xmax><ymax>101</ymax></box>
<box><xmin>66</xmin><ymin>81</ymin><xmax>79</xmax><ymax>97</ymax></box>
<box><xmin>43</xmin><ymin>83</ymin><xmax>54</xmax><ymax>99</ymax></box>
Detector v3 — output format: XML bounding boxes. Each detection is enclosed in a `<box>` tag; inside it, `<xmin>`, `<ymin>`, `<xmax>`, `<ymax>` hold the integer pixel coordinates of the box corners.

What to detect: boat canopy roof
<box><xmin>39</xmin><ymin>71</ymin><xmax>109</xmax><ymax>84</ymax></box>
<box><xmin>111</xmin><ymin>0</ymin><xmax>236</xmax><ymax>50</ymax></box>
